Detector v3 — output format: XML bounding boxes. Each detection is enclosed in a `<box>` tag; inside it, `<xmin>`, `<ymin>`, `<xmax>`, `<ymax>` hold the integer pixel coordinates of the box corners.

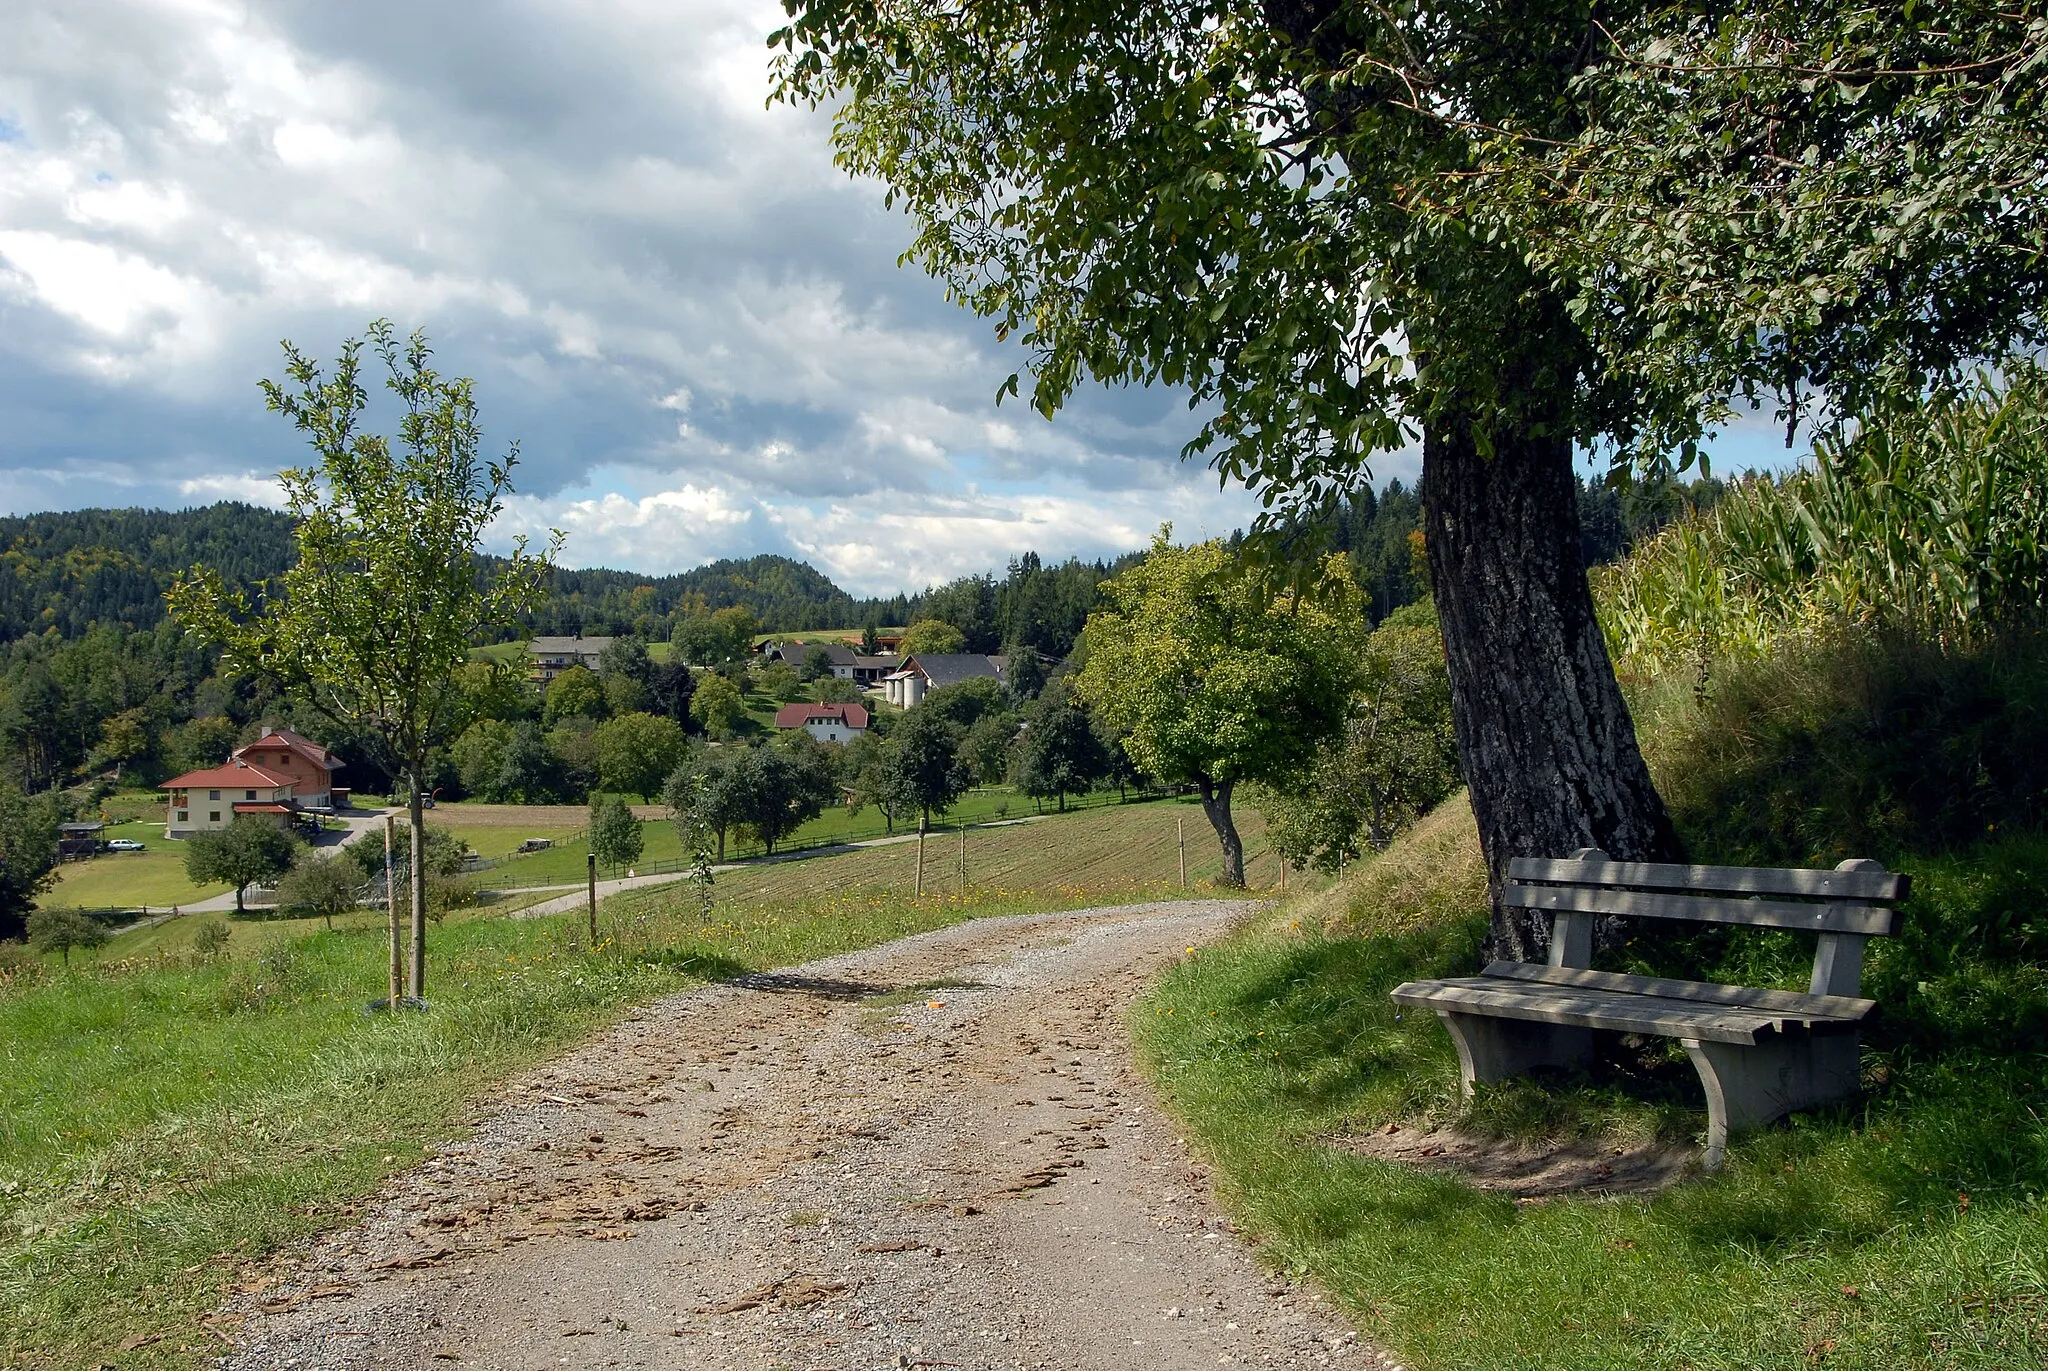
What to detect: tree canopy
<box><xmin>1077</xmin><ymin>533</ymin><xmax>1367</xmax><ymax>884</ymax></box>
<box><xmin>184</xmin><ymin>819</ymin><xmax>300</xmax><ymax>915</ymax></box>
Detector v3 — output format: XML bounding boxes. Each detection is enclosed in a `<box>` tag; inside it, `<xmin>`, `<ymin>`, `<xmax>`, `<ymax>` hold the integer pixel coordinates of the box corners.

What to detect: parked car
<box><xmin>104</xmin><ymin>838</ymin><xmax>147</xmax><ymax>852</ymax></box>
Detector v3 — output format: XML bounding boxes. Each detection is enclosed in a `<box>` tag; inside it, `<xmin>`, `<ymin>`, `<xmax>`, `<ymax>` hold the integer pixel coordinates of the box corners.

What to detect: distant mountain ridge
<box><xmin>0</xmin><ymin>503</ymin><xmax>893</xmax><ymax>642</ymax></box>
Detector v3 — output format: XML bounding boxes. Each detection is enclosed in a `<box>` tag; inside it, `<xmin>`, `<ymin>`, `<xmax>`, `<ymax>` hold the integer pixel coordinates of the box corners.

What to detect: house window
<box><xmin>209</xmin><ymin>789</ymin><xmax>220</xmax><ymax>800</ymax></box>
<box><xmin>176</xmin><ymin>810</ymin><xmax>188</xmax><ymax>823</ymax></box>
<box><xmin>208</xmin><ymin>811</ymin><xmax>220</xmax><ymax>823</ymax></box>
<box><xmin>245</xmin><ymin>789</ymin><xmax>257</xmax><ymax>800</ymax></box>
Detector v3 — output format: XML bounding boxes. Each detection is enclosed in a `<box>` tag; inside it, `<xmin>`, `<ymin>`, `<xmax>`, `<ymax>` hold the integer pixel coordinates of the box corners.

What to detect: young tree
<box><xmin>275</xmin><ymin>851</ymin><xmax>364</xmax><ymax>930</ymax></box>
<box><xmin>689</xmin><ymin>672</ymin><xmax>747</xmax><ymax>738</ymax></box>
<box><xmin>594</xmin><ymin>712</ymin><xmax>688</xmax><ymax>802</ymax></box>
<box><xmin>1076</xmin><ymin>535</ymin><xmax>1366</xmax><ymax>886</ymax></box>
<box><xmin>900</xmin><ymin>619</ymin><xmax>967</xmax><ymax>655</ymax></box>
<box><xmin>589</xmin><ymin>793</ymin><xmax>644</xmax><ymax>872</ymax></box>
<box><xmin>860</xmin><ymin>622</ymin><xmax>883</xmax><ymax>656</ymax></box>
<box><xmin>27</xmin><ymin>906</ymin><xmax>107</xmax><ymax>966</ymax></box>
<box><xmin>1011</xmin><ymin>689</ymin><xmax>1109</xmax><ymax>812</ymax></box>
<box><xmin>184</xmin><ymin>818</ymin><xmax>301</xmax><ymax>915</ymax></box>
<box><xmin>0</xmin><ymin>780</ymin><xmax>60</xmax><ymax>942</ymax></box>
<box><xmin>169</xmin><ymin>322</ymin><xmax>558</xmax><ymax>993</ymax></box>
<box><xmin>882</xmin><ymin>708</ymin><xmax>971</xmax><ymax>831</ymax></box>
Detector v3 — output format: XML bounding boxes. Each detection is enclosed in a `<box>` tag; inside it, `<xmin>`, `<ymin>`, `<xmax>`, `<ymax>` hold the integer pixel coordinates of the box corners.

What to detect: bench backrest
<box><xmin>1504</xmin><ymin>849</ymin><xmax>1911</xmax><ymax>997</ymax></box>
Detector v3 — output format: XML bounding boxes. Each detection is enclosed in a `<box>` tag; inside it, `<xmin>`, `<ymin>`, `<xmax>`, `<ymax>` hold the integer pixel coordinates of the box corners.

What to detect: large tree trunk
<box><xmin>1421</xmin><ymin>409</ymin><xmax>1679</xmax><ymax>962</ymax></box>
<box><xmin>407</xmin><ymin>778</ymin><xmax>426</xmax><ymax>1000</ymax></box>
<box><xmin>1196</xmin><ymin>776</ymin><xmax>1244</xmax><ymax>887</ymax></box>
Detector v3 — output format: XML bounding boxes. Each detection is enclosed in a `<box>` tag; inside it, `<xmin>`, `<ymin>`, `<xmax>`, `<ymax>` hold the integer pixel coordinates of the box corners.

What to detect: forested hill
<box><xmin>0</xmin><ymin>504</ymin><xmax>298</xmax><ymax>641</ymax></box>
<box><xmin>0</xmin><ymin>504</ymin><xmax>889</xmax><ymax>643</ymax></box>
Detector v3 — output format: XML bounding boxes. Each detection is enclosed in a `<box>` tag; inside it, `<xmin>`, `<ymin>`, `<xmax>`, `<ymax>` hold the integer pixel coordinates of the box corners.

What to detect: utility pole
<box><xmin>385</xmin><ymin>815</ymin><xmax>402</xmax><ymax>1006</ymax></box>
<box><xmin>587</xmin><ymin>852</ymin><xmax>598</xmax><ymax>945</ymax></box>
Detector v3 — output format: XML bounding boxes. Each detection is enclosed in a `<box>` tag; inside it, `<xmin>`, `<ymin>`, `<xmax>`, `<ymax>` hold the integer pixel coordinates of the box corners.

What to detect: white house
<box><xmin>161</xmin><ymin>759</ymin><xmax>297</xmax><ymax>837</ymax></box>
<box><xmin>772</xmin><ymin>701</ymin><xmax>871</xmax><ymax>743</ymax></box>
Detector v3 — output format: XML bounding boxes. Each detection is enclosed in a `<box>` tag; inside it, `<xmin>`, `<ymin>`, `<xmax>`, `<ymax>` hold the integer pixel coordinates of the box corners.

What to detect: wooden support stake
<box><xmin>1177</xmin><ymin>818</ymin><xmax>1186</xmax><ymax>890</ymax></box>
<box><xmin>384</xmin><ymin>815</ymin><xmax>402</xmax><ymax>1006</ymax></box>
<box><xmin>960</xmin><ymin>824</ymin><xmax>968</xmax><ymax>893</ymax></box>
<box><xmin>1279</xmin><ymin>854</ymin><xmax>1286</xmax><ymax>895</ymax></box>
<box><xmin>586</xmin><ymin>852</ymin><xmax>598</xmax><ymax>945</ymax></box>
<box><xmin>916</xmin><ymin>829</ymin><xmax>926</xmax><ymax>897</ymax></box>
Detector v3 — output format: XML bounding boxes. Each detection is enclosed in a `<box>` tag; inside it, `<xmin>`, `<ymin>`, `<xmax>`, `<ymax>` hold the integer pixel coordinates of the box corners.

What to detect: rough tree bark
<box><xmin>1422</xmin><ymin>408</ymin><xmax>1680</xmax><ymax>961</ymax></box>
<box><xmin>1196</xmin><ymin>775</ymin><xmax>1244</xmax><ymax>888</ymax></box>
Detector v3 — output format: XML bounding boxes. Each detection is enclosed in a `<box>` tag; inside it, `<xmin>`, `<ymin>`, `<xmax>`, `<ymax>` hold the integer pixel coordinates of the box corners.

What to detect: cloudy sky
<box><xmin>0</xmin><ymin>1</ymin><xmax>1791</xmax><ymax>596</ymax></box>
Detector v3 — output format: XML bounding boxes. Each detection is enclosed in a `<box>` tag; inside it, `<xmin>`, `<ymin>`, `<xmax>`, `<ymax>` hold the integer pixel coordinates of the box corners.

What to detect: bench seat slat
<box><xmin>1507</xmin><ymin>857</ymin><xmax>1908</xmax><ymax>903</ymax></box>
<box><xmin>1480</xmin><ymin>961</ymin><xmax>1876</xmax><ymax>1020</ymax></box>
<box><xmin>1390</xmin><ymin>978</ymin><xmax>1857</xmax><ymax>1044</ymax></box>
<box><xmin>1503</xmin><ymin>883</ymin><xmax>1899</xmax><ymax>936</ymax></box>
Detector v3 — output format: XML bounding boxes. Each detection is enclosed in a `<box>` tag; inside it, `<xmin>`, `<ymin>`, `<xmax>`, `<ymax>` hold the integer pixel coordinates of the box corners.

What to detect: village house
<box><xmin>879</xmin><ymin>653</ymin><xmax>1006</xmax><ymax>709</ymax></box>
<box><xmin>159</xmin><ymin>727</ymin><xmax>347</xmax><ymax>837</ymax></box>
<box><xmin>527</xmin><ymin>634</ymin><xmax>614</xmax><ymax>684</ymax></box>
<box><xmin>772</xmin><ymin>700</ymin><xmax>870</xmax><ymax>743</ymax></box>
<box><xmin>761</xmin><ymin>638</ymin><xmax>900</xmax><ymax>686</ymax></box>
<box><xmin>161</xmin><ymin>759</ymin><xmax>298</xmax><ymax>838</ymax></box>
<box><xmin>232</xmin><ymin>727</ymin><xmax>346</xmax><ymax>809</ymax></box>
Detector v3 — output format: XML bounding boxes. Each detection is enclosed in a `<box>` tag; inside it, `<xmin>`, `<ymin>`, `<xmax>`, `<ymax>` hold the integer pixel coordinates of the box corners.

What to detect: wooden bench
<box><xmin>1391</xmin><ymin>851</ymin><xmax>1909</xmax><ymax>1167</ymax></box>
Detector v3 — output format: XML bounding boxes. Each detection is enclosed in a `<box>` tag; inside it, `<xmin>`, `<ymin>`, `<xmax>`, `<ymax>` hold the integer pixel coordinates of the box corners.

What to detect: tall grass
<box><xmin>1598</xmin><ymin>369</ymin><xmax>2048</xmax><ymax>676</ymax></box>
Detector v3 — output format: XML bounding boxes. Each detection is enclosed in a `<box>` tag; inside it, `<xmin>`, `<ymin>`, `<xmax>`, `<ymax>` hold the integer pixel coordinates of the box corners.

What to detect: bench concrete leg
<box><xmin>1682</xmin><ymin>1032</ymin><xmax>1861</xmax><ymax>1169</ymax></box>
<box><xmin>1438</xmin><ymin>1010</ymin><xmax>1594</xmax><ymax>1098</ymax></box>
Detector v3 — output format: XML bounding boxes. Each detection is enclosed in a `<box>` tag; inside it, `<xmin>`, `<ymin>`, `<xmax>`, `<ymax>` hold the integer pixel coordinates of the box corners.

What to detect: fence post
<box><xmin>916</xmin><ymin>828</ymin><xmax>926</xmax><ymax>897</ymax></box>
<box><xmin>384</xmin><ymin>816</ymin><xmax>401</xmax><ymax>1006</ymax></box>
<box><xmin>1279</xmin><ymin>853</ymin><xmax>1286</xmax><ymax>895</ymax></box>
<box><xmin>587</xmin><ymin>853</ymin><xmax>598</xmax><ymax>945</ymax></box>
<box><xmin>1177</xmin><ymin>818</ymin><xmax>1186</xmax><ymax>890</ymax></box>
<box><xmin>960</xmin><ymin>824</ymin><xmax>968</xmax><ymax>893</ymax></box>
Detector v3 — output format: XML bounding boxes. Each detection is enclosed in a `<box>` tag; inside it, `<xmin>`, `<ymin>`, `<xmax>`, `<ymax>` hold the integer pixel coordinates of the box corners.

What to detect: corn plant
<box><xmin>1599</xmin><ymin>369</ymin><xmax>2048</xmax><ymax>676</ymax></box>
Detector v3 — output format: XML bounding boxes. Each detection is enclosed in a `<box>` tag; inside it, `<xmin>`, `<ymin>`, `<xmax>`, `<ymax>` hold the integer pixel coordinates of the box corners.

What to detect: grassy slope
<box><xmin>44</xmin><ymin>819</ymin><xmax>231</xmax><ymax>909</ymax></box>
<box><xmin>1136</xmin><ymin>795</ymin><xmax>2048</xmax><ymax>1370</ymax></box>
<box><xmin>1</xmin><ymin>796</ymin><xmax>1282</xmax><ymax>1370</ymax></box>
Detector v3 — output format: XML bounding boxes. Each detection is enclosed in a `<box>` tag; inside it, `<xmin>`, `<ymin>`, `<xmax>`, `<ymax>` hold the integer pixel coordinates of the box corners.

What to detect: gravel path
<box><xmin>217</xmin><ymin>902</ymin><xmax>1395</xmax><ymax>1371</ymax></box>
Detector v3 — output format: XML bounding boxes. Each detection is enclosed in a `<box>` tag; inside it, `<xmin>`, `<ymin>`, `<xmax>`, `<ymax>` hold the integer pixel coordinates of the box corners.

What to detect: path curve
<box><xmin>219</xmin><ymin>902</ymin><xmax>1395</xmax><ymax>1371</ymax></box>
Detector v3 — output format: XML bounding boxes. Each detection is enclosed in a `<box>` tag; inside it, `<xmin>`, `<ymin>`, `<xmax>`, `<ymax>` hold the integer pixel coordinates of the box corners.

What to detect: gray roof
<box><xmin>908</xmin><ymin>653</ymin><xmax>1004</xmax><ymax>687</ymax></box>
<box><xmin>528</xmin><ymin>636</ymin><xmax>613</xmax><ymax>658</ymax></box>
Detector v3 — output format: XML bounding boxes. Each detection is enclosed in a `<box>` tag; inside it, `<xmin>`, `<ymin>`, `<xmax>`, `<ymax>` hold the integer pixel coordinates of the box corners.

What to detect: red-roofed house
<box><xmin>232</xmin><ymin>728</ymin><xmax>345</xmax><ymax>809</ymax></box>
<box><xmin>771</xmin><ymin>701</ymin><xmax>870</xmax><ymax>744</ymax></box>
<box><xmin>161</xmin><ymin>759</ymin><xmax>298</xmax><ymax>837</ymax></box>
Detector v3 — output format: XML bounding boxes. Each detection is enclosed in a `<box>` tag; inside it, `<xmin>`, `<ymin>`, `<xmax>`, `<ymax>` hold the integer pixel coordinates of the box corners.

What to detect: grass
<box><xmin>463</xmin><ymin>787</ymin><xmax>1201</xmax><ymax>889</ymax></box>
<box><xmin>1</xmin><ymin>794</ymin><xmax>1285</xmax><ymax>1371</ymax></box>
<box><xmin>43</xmin><ymin>819</ymin><xmax>229</xmax><ymax>910</ymax></box>
<box><xmin>1134</xmin><ymin>794</ymin><xmax>2048</xmax><ymax>1370</ymax></box>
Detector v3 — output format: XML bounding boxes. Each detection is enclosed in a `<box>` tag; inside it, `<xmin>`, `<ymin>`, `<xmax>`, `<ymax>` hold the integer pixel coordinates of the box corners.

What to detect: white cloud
<box><xmin>0</xmin><ymin>0</ymin><xmax>1312</xmax><ymax>592</ymax></box>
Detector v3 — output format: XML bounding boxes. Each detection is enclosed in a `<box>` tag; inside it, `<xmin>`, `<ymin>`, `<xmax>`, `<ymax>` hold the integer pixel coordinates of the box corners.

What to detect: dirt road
<box><xmin>221</xmin><ymin>902</ymin><xmax>1391</xmax><ymax>1371</ymax></box>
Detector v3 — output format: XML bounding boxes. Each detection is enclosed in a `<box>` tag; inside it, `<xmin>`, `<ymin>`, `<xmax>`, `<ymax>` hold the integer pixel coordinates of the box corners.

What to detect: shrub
<box><xmin>27</xmin><ymin>907</ymin><xmax>109</xmax><ymax>966</ymax></box>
